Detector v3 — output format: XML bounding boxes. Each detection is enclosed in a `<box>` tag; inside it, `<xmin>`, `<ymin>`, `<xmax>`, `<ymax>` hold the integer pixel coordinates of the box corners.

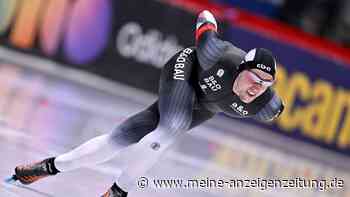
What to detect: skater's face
<box><xmin>233</xmin><ymin>69</ymin><xmax>274</xmax><ymax>103</ymax></box>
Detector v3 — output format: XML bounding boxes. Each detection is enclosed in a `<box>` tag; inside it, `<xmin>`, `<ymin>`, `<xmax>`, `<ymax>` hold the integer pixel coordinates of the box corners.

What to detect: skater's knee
<box><xmin>109</xmin><ymin>109</ymin><xmax>159</xmax><ymax>147</ymax></box>
<box><xmin>137</xmin><ymin>128</ymin><xmax>178</xmax><ymax>153</ymax></box>
<box><xmin>137</xmin><ymin>115</ymin><xmax>191</xmax><ymax>152</ymax></box>
<box><xmin>108</xmin><ymin>129</ymin><xmax>137</xmax><ymax>147</ymax></box>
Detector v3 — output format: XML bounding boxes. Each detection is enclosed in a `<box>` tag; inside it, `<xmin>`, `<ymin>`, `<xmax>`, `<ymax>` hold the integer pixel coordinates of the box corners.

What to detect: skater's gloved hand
<box><xmin>195</xmin><ymin>10</ymin><xmax>218</xmax><ymax>42</ymax></box>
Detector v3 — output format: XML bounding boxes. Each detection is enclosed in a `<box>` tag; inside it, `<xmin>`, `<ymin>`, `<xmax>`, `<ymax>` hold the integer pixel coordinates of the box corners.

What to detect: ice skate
<box><xmin>10</xmin><ymin>157</ymin><xmax>59</xmax><ymax>185</ymax></box>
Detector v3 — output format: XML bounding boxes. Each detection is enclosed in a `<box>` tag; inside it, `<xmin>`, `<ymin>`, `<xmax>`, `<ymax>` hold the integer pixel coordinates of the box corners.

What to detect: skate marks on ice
<box><xmin>2</xmin><ymin>179</ymin><xmax>55</xmax><ymax>197</ymax></box>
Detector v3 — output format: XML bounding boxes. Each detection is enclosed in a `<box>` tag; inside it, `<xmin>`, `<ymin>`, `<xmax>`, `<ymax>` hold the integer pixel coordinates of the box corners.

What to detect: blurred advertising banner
<box><xmin>0</xmin><ymin>0</ymin><xmax>196</xmax><ymax>92</ymax></box>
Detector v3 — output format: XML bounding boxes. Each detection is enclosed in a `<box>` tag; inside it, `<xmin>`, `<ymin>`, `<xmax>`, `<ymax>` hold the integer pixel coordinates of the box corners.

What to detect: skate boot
<box><xmin>12</xmin><ymin>157</ymin><xmax>59</xmax><ymax>185</ymax></box>
<box><xmin>101</xmin><ymin>183</ymin><xmax>128</xmax><ymax>197</ymax></box>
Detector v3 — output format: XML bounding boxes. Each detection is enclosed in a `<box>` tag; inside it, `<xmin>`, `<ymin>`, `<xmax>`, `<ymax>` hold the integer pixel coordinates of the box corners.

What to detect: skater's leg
<box><xmin>55</xmin><ymin>102</ymin><xmax>159</xmax><ymax>172</ymax></box>
<box><xmin>116</xmin><ymin>48</ymin><xmax>198</xmax><ymax>191</ymax></box>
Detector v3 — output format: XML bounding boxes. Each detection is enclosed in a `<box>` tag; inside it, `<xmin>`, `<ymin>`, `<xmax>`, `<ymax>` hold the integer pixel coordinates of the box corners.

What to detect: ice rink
<box><xmin>0</xmin><ymin>50</ymin><xmax>349</xmax><ymax>197</ymax></box>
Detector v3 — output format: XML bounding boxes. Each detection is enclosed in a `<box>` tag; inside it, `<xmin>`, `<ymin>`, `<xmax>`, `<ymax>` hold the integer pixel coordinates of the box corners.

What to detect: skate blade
<box><xmin>4</xmin><ymin>175</ymin><xmax>17</xmax><ymax>184</ymax></box>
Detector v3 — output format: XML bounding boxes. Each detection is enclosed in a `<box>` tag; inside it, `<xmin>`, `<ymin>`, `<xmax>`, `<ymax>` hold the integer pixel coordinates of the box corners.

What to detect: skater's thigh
<box><xmin>157</xmin><ymin>48</ymin><xmax>197</xmax><ymax>133</ymax></box>
<box><xmin>109</xmin><ymin>101</ymin><xmax>159</xmax><ymax>146</ymax></box>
